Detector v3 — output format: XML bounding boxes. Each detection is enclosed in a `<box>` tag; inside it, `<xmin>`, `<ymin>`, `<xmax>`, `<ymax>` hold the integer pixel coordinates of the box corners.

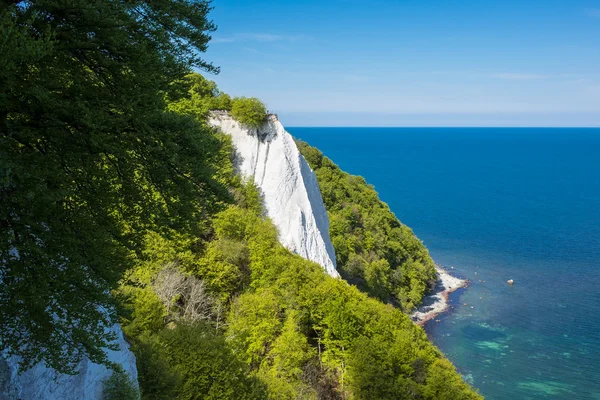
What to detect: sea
<box><xmin>287</xmin><ymin>127</ymin><xmax>600</xmax><ymax>400</ymax></box>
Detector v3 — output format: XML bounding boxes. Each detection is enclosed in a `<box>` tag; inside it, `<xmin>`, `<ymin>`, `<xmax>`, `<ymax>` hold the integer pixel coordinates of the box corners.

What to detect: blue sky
<box><xmin>204</xmin><ymin>0</ymin><xmax>600</xmax><ymax>126</ymax></box>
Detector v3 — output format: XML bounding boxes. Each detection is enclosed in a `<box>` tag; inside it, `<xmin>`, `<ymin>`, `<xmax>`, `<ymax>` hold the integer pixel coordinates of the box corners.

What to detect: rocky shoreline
<box><xmin>411</xmin><ymin>265</ymin><xmax>467</xmax><ymax>326</ymax></box>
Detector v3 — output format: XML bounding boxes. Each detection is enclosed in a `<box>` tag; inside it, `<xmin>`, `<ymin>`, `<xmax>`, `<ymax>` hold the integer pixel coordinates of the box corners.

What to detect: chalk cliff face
<box><xmin>1</xmin><ymin>324</ymin><xmax>137</xmax><ymax>400</ymax></box>
<box><xmin>209</xmin><ymin>112</ymin><xmax>339</xmax><ymax>277</ymax></box>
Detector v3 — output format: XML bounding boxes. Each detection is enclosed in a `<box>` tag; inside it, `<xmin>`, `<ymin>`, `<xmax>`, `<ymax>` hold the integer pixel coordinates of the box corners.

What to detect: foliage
<box><xmin>296</xmin><ymin>140</ymin><xmax>437</xmax><ymax>310</ymax></box>
<box><xmin>125</xmin><ymin>288</ymin><xmax>167</xmax><ymax>337</ymax></box>
<box><xmin>227</xmin><ymin>289</ymin><xmax>283</xmax><ymax>368</ymax></box>
<box><xmin>256</xmin><ymin>311</ymin><xmax>317</xmax><ymax>399</ymax></box>
<box><xmin>167</xmin><ymin>74</ymin><xmax>233</xmax><ymax>120</ymax></box>
<box><xmin>115</xmin><ymin>162</ymin><xmax>480</xmax><ymax>400</ymax></box>
<box><xmin>0</xmin><ymin>0</ymin><xmax>227</xmax><ymax>372</ymax></box>
<box><xmin>132</xmin><ymin>333</ymin><xmax>181</xmax><ymax>400</ymax></box>
<box><xmin>102</xmin><ymin>369</ymin><xmax>139</xmax><ymax>400</ymax></box>
<box><xmin>231</xmin><ymin>97</ymin><xmax>268</xmax><ymax>128</ymax></box>
<box><xmin>423</xmin><ymin>358</ymin><xmax>480</xmax><ymax>400</ymax></box>
<box><xmin>156</xmin><ymin>323</ymin><xmax>267</xmax><ymax>400</ymax></box>
<box><xmin>218</xmin><ymin>203</ymin><xmax>481</xmax><ymax>399</ymax></box>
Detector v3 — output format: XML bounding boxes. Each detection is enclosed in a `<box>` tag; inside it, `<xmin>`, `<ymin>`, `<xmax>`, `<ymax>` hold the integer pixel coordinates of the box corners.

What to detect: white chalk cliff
<box><xmin>209</xmin><ymin>112</ymin><xmax>339</xmax><ymax>277</ymax></box>
<box><xmin>0</xmin><ymin>324</ymin><xmax>138</xmax><ymax>400</ymax></box>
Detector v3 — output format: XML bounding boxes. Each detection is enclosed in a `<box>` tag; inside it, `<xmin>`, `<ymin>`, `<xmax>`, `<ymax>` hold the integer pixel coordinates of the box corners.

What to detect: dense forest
<box><xmin>297</xmin><ymin>141</ymin><xmax>437</xmax><ymax>311</ymax></box>
<box><xmin>0</xmin><ymin>0</ymin><xmax>480</xmax><ymax>399</ymax></box>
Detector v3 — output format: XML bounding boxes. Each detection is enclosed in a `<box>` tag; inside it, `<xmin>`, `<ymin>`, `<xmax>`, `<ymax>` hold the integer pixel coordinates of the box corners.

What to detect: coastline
<box><xmin>411</xmin><ymin>265</ymin><xmax>467</xmax><ymax>326</ymax></box>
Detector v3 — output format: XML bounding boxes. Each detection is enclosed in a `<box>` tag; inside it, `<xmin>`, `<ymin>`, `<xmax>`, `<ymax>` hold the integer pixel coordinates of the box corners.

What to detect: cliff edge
<box><xmin>209</xmin><ymin>112</ymin><xmax>339</xmax><ymax>277</ymax></box>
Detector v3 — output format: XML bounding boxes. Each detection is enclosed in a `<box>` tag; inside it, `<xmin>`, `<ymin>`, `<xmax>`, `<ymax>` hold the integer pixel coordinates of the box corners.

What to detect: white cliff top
<box><xmin>209</xmin><ymin>112</ymin><xmax>339</xmax><ymax>277</ymax></box>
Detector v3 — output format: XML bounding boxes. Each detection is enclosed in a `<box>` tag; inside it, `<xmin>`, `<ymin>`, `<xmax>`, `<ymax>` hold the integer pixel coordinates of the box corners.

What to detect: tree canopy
<box><xmin>0</xmin><ymin>0</ymin><xmax>225</xmax><ymax>372</ymax></box>
<box><xmin>119</xmin><ymin>179</ymin><xmax>481</xmax><ymax>399</ymax></box>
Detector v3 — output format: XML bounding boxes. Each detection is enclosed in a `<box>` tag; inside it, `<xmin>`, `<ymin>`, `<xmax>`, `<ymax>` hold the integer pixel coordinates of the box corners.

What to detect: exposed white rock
<box><xmin>209</xmin><ymin>112</ymin><xmax>339</xmax><ymax>277</ymax></box>
<box><xmin>1</xmin><ymin>324</ymin><xmax>138</xmax><ymax>400</ymax></box>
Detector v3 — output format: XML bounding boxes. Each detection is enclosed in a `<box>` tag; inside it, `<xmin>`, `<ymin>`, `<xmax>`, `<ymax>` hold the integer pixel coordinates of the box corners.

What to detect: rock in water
<box><xmin>1</xmin><ymin>324</ymin><xmax>138</xmax><ymax>400</ymax></box>
<box><xmin>209</xmin><ymin>112</ymin><xmax>339</xmax><ymax>277</ymax></box>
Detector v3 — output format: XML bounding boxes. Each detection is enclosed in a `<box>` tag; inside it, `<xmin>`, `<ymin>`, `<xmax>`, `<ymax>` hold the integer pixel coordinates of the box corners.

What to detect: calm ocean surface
<box><xmin>287</xmin><ymin>127</ymin><xmax>600</xmax><ymax>400</ymax></box>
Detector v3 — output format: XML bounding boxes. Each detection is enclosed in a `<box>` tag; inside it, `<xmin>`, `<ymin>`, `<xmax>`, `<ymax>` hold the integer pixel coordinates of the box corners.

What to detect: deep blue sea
<box><xmin>287</xmin><ymin>127</ymin><xmax>600</xmax><ymax>400</ymax></box>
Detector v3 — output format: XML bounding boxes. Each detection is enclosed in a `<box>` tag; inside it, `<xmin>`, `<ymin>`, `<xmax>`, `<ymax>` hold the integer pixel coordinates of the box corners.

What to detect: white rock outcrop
<box><xmin>1</xmin><ymin>324</ymin><xmax>138</xmax><ymax>400</ymax></box>
<box><xmin>209</xmin><ymin>112</ymin><xmax>339</xmax><ymax>277</ymax></box>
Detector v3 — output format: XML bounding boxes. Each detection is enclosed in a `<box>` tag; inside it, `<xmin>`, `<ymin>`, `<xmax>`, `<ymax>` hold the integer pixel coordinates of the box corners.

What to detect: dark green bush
<box><xmin>158</xmin><ymin>322</ymin><xmax>268</xmax><ymax>399</ymax></box>
<box><xmin>133</xmin><ymin>333</ymin><xmax>180</xmax><ymax>400</ymax></box>
<box><xmin>103</xmin><ymin>369</ymin><xmax>139</xmax><ymax>400</ymax></box>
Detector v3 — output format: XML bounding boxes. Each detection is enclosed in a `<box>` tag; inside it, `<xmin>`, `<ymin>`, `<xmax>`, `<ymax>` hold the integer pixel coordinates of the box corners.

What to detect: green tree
<box><xmin>158</xmin><ymin>323</ymin><xmax>267</xmax><ymax>400</ymax></box>
<box><xmin>259</xmin><ymin>311</ymin><xmax>317</xmax><ymax>399</ymax></box>
<box><xmin>102</xmin><ymin>369</ymin><xmax>139</xmax><ymax>400</ymax></box>
<box><xmin>132</xmin><ymin>334</ymin><xmax>181</xmax><ymax>400</ymax></box>
<box><xmin>168</xmin><ymin>74</ymin><xmax>232</xmax><ymax>119</ymax></box>
<box><xmin>364</xmin><ymin>259</ymin><xmax>392</xmax><ymax>301</ymax></box>
<box><xmin>227</xmin><ymin>289</ymin><xmax>283</xmax><ymax>367</ymax></box>
<box><xmin>213</xmin><ymin>93</ymin><xmax>233</xmax><ymax>111</ymax></box>
<box><xmin>195</xmin><ymin>241</ymin><xmax>243</xmax><ymax>301</ymax></box>
<box><xmin>122</xmin><ymin>288</ymin><xmax>167</xmax><ymax>337</ymax></box>
<box><xmin>231</xmin><ymin>97</ymin><xmax>268</xmax><ymax>128</ymax></box>
<box><xmin>0</xmin><ymin>0</ymin><xmax>227</xmax><ymax>372</ymax></box>
<box><xmin>423</xmin><ymin>358</ymin><xmax>482</xmax><ymax>400</ymax></box>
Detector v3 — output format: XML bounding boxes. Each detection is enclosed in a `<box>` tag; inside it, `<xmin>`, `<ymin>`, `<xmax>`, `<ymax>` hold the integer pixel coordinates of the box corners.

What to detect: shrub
<box><xmin>212</xmin><ymin>93</ymin><xmax>233</xmax><ymax>111</ymax></box>
<box><xmin>103</xmin><ymin>369</ymin><xmax>139</xmax><ymax>400</ymax></box>
<box><xmin>231</xmin><ymin>97</ymin><xmax>268</xmax><ymax>128</ymax></box>
<box><xmin>133</xmin><ymin>334</ymin><xmax>180</xmax><ymax>400</ymax></box>
<box><xmin>158</xmin><ymin>322</ymin><xmax>268</xmax><ymax>399</ymax></box>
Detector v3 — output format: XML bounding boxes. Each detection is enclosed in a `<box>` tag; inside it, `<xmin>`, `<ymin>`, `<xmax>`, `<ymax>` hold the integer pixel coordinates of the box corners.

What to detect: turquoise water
<box><xmin>288</xmin><ymin>127</ymin><xmax>600</xmax><ymax>400</ymax></box>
